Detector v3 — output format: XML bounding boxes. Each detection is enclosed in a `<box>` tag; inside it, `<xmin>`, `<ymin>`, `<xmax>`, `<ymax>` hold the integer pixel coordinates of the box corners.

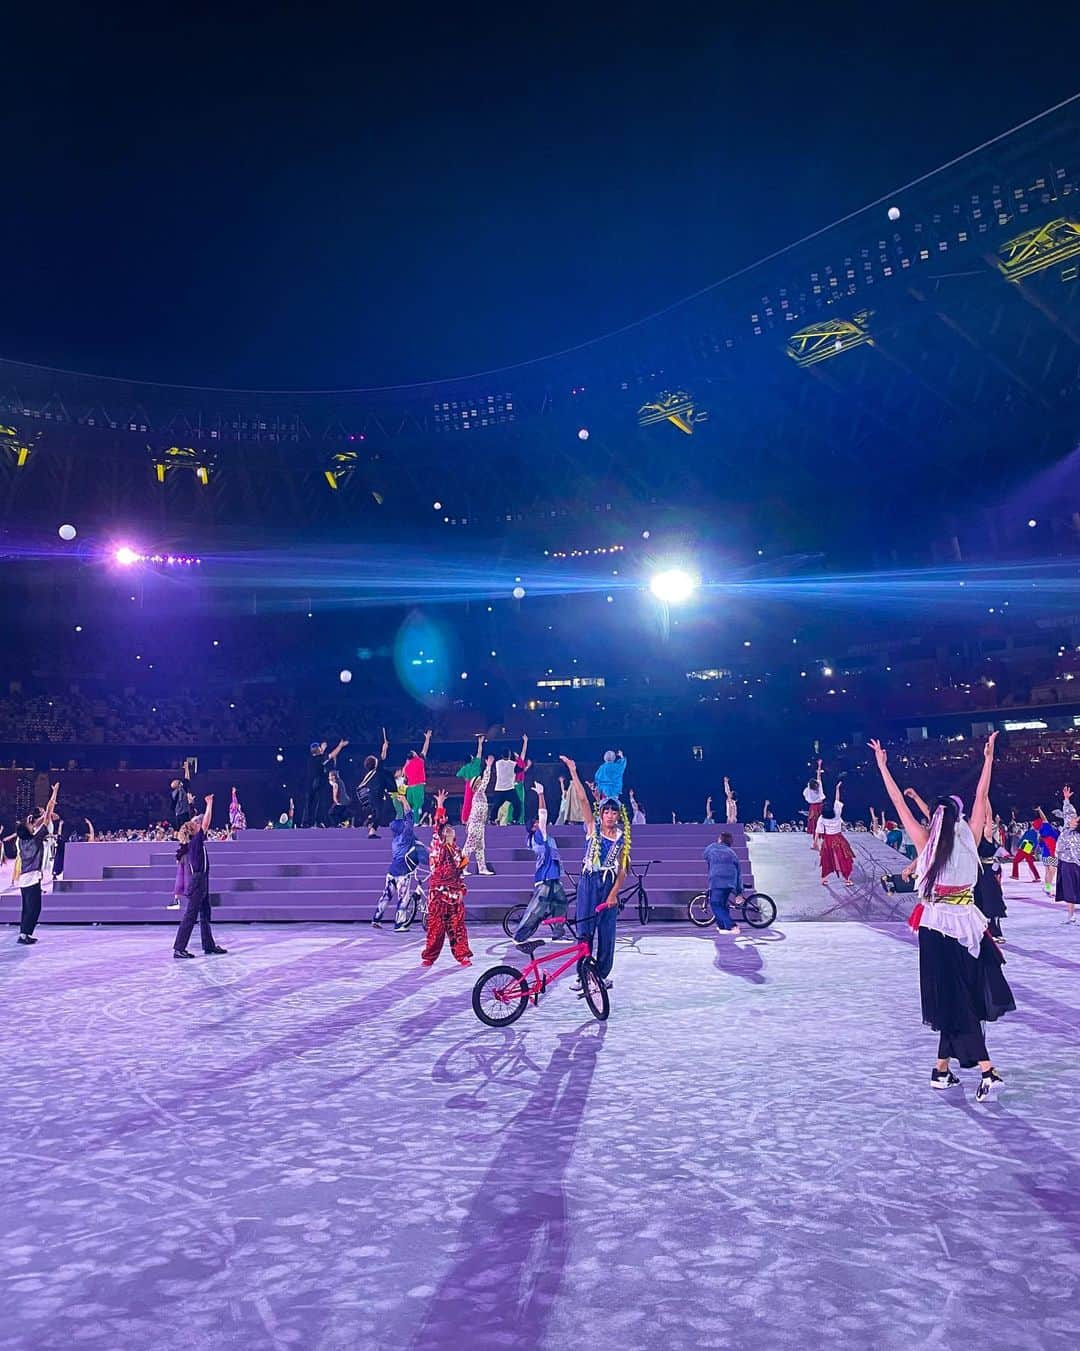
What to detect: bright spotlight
<box><xmin>114</xmin><ymin>546</ymin><xmax>138</xmax><ymax>566</ymax></box>
<box><xmin>1027</xmin><ymin>519</ymin><xmax>1037</xmax><ymax>528</ymax></box>
<box><xmin>649</xmin><ymin>568</ymin><xmax>698</xmax><ymax>604</ymax></box>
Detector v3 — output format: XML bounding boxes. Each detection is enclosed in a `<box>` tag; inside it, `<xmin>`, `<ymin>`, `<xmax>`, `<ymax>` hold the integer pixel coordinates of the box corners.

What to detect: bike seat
<box><xmin>514</xmin><ymin>939</ymin><xmax>546</xmax><ymax>955</ymax></box>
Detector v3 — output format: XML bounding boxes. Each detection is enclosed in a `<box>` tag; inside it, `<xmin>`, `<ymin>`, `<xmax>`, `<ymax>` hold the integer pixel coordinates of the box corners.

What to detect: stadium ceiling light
<box><xmin>649</xmin><ymin>568</ymin><xmax>699</xmax><ymax>605</ymax></box>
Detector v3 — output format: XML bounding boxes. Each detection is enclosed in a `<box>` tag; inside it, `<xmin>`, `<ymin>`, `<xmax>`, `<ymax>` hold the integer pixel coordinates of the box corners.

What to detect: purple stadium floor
<box><xmin>2</xmin><ymin>882</ymin><xmax>1078</xmax><ymax>1350</ymax></box>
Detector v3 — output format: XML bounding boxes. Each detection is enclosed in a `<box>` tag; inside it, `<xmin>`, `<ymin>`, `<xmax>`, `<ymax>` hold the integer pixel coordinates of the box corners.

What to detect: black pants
<box><xmin>489</xmin><ymin>789</ymin><xmax>517</xmax><ymax>823</ymax></box>
<box><xmin>20</xmin><ymin>883</ymin><xmax>42</xmax><ymax>937</ymax></box>
<box><xmin>330</xmin><ymin>803</ymin><xmax>353</xmax><ymax>827</ymax></box>
<box><xmin>52</xmin><ymin>838</ymin><xmax>67</xmax><ymax>878</ymax></box>
<box><xmin>174</xmin><ymin>877</ymin><xmax>215</xmax><ymax>953</ymax></box>
<box><xmin>303</xmin><ymin>784</ymin><xmax>326</xmax><ymax>828</ymax></box>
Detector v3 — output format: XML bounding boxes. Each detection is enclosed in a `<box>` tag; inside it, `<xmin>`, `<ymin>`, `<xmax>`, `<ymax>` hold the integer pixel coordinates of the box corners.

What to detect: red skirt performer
<box><xmin>816</xmin><ymin>788</ymin><xmax>855</xmax><ymax>885</ymax></box>
<box><xmin>804</xmin><ymin>761</ymin><xmax>825</xmax><ymax>848</ymax></box>
<box><xmin>421</xmin><ymin>795</ymin><xmax>473</xmax><ymax>968</ymax></box>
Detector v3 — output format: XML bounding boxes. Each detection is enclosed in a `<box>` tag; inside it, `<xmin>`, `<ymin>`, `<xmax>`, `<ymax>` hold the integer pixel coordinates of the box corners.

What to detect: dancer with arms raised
<box><xmin>869</xmin><ymin>733</ymin><xmax>1013</xmax><ymax>1101</ymax></box>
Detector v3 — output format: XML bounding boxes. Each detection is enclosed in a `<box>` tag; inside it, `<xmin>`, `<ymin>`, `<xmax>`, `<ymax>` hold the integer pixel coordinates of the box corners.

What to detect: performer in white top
<box><xmin>723</xmin><ymin>777</ymin><xmax>738</xmax><ymax>824</ymax></box>
<box><xmin>815</xmin><ymin>787</ymin><xmax>854</xmax><ymax>886</ymax></box>
<box><xmin>803</xmin><ymin>760</ymin><xmax>825</xmax><ymax>848</ymax></box>
<box><xmin>869</xmin><ymin>733</ymin><xmax>1014</xmax><ymax>1101</ymax></box>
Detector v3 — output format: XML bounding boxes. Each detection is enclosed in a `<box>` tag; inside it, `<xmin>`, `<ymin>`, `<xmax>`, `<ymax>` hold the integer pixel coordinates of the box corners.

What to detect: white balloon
<box><xmin>887</xmin><ymin>206</ymin><xmax>900</xmax><ymax>222</ymax></box>
<box><xmin>339</xmin><ymin>669</ymin><xmax>353</xmax><ymax>683</ymax></box>
<box><xmin>58</xmin><ymin>523</ymin><xmax>77</xmax><ymax>541</ymax></box>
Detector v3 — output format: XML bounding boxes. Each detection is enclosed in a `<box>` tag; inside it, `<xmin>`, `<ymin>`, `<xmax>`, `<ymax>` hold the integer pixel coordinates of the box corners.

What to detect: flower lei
<box><xmin>586</xmin><ymin>800</ymin><xmax>632</xmax><ymax>873</ymax></box>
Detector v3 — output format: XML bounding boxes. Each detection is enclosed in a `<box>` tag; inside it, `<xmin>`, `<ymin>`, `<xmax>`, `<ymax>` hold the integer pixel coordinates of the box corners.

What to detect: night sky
<box><xmin>4</xmin><ymin>4</ymin><xmax>1078</xmax><ymax>390</ymax></box>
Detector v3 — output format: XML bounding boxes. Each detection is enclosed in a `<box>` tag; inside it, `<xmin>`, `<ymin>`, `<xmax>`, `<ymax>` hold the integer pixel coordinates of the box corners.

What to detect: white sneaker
<box><xmin>166</xmin><ymin>901</ymin><xmax>180</xmax><ymax>911</ymax></box>
<box><xmin>570</xmin><ymin>980</ymin><xmax>583</xmax><ymax>993</ymax></box>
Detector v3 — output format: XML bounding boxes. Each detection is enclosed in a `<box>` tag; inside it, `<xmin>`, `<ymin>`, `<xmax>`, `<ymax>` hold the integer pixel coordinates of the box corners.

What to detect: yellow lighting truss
<box><xmin>786</xmin><ymin>311</ymin><xmax>873</xmax><ymax>367</ymax></box>
<box><xmin>997</xmin><ymin>218</ymin><xmax>1080</xmax><ymax>282</ymax></box>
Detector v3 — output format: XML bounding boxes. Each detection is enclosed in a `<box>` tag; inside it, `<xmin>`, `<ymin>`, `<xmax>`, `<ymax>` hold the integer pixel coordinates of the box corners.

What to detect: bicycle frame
<box><xmin>509</xmin><ymin>940</ymin><xmax>591</xmax><ymax>1000</ymax></box>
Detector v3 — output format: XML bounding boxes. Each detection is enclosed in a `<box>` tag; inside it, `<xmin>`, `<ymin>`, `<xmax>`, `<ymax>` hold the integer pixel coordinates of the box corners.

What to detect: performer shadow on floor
<box><xmin>711</xmin><ymin>936</ymin><xmax>766</xmax><ymax>984</ymax></box>
<box><xmin>411</xmin><ymin>1020</ymin><xmax>607</xmax><ymax>1350</ymax></box>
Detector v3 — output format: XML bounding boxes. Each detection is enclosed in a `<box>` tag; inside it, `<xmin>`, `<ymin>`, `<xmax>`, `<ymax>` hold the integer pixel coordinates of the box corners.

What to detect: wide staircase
<box><xmin>28</xmin><ymin>823</ymin><xmax>753</xmax><ymax>926</ymax></box>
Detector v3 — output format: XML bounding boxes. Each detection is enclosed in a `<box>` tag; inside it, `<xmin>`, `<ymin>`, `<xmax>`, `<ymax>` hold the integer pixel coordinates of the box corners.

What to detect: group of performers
<box><xmin>20</xmin><ymin>727</ymin><xmax>1075</xmax><ymax>1104</ymax></box>
<box><xmin>365</xmin><ymin>753</ymin><xmax>628</xmax><ymax>987</ymax></box>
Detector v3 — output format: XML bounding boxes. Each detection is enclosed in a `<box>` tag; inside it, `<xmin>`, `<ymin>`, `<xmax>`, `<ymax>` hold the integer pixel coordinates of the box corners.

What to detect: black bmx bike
<box><xmin>687</xmin><ymin>890</ymin><xmax>777</xmax><ymax>929</ymax></box>
<box><xmin>501</xmin><ymin>860</ymin><xmax>656</xmax><ymax>939</ymax></box>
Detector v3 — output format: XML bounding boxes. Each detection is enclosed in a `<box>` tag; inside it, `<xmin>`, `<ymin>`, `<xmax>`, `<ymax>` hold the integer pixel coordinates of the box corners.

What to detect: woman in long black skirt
<box><xmin>975</xmin><ymin>803</ymin><xmax>1007</xmax><ymax>943</ymax></box>
<box><xmin>870</xmin><ymin>733</ymin><xmax>1014</xmax><ymax>1102</ymax></box>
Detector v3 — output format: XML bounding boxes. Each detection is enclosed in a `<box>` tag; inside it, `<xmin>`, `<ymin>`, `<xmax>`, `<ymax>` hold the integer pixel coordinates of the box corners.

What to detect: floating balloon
<box><xmin>887</xmin><ymin>206</ymin><xmax>900</xmax><ymax>222</ymax></box>
<box><xmin>58</xmin><ymin>523</ymin><xmax>77</xmax><ymax>541</ymax></box>
<box><xmin>339</xmin><ymin>669</ymin><xmax>353</xmax><ymax>683</ymax></box>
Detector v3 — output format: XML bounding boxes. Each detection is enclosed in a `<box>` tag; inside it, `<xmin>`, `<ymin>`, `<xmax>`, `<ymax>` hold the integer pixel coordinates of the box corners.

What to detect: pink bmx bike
<box><xmin>471</xmin><ymin>916</ymin><xmax>610</xmax><ymax>1026</ymax></box>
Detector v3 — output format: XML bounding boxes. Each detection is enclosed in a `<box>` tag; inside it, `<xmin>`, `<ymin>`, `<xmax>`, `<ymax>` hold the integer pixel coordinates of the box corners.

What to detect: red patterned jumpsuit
<box><xmin>421</xmin><ymin>807</ymin><xmax>473</xmax><ymax>965</ymax></box>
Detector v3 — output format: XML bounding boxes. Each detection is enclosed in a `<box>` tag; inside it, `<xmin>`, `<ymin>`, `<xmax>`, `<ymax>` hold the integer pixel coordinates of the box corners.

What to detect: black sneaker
<box><xmin>930</xmin><ymin>1068</ymin><xmax>960</xmax><ymax>1090</ymax></box>
<box><xmin>17</xmin><ymin>934</ymin><xmax>37</xmax><ymax>946</ymax></box>
<box><xmin>976</xmin><ymin>1068</ymin><xmax>1004</xmax><ymax>1103</ymax></box>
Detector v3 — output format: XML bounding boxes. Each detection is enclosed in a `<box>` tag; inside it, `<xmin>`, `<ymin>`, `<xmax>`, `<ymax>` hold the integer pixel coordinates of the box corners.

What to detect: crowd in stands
<box><xmin>831</xmin><ymin>727</ymin><xmax>1080</xmax><ymax>819</ymax></box>
<box><xmin>0</xmin><ymin>689</ymin><xmax>440</xmax><ymax>747</ymax></box>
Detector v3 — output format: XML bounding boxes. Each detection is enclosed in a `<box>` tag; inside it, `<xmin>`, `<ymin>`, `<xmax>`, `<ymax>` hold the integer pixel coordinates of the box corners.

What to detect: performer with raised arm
<box><xmin>723</xmin><ymin>776</ymin><xmax>738</xmax><ymax>824</ymax></box>
<box><xmin>815</xmin><ymin>783</ymin><xmax>855</xmax><ymax>886</ymax></box>
<box><xmin>420</xmin><ymin>797</ymin><xmax>473</xmax><ymax>967</ymax></box>
<box><xmin>1054</xmin><ymin>785</ymin><xmax>1080</xmax><ymax>925</ymax></box>
<box><xmin>357</xmin><ymin>729</ymin><xmax>393</xmax><ymax>838</ymax></box>
<box><xmin>511</xmin><ymin>783</ymin><xmax>570</xmax><ymax>946</ymax></box>
<box><xmin>560</xmin><ymin>755</ymin><xmax>630</xmax><ymax>991</ymax></box>
<box><xmin>803</xmin><ymin>760</ymin><xmax>824</xmax><ymax>848</ymax></box>
<box><xmin>229</xmin><ymin>787</ymin><xmax>247</xmax><ymax>835</ymax></box>
<box><xmin>169</xmin><ymin>762</ymin><xmax>193</xmax><ymax>832</ymax></box>
<box><xmin>402</xmin><ymin>729</ymin><xmax>433</xmax><ymax>822</ymax></box>
<box><xmin>455</xmin><ymin>733</ymin><xmax>485</xmax><ymax>825</ymax></box>
<box><xmin>371</xmin><ymin>792</ymin><xmax>427</xmax><ymax>931</ymax></box>
<box><xmin>489</xmin><ymin>742</ymin><xmax>521</xmax><ymax>825</ymax></box>
<box><xmin>513</xmin><ymin>734</ymin><xmax>531</xmax><ymax>825</ymax></box>
<box><xmin>594</xmin><ymin>749</ymin><xmax>628</xmax><ymax>803</ymax></box>
<box><xmin>974</xmin><ymin>797</ymin><xmax>1007</xmax><ymax>942</ymax></box>
<box><xmin>172</xmin><ymin>794</ymin><xmax>227</xmax><ymax>959</ymax></box>
<box><xmin>303</xmin><ymin>738</ymin><xmax>346</xmax><ymax>828</ymax></box>
<box><xmin>869</xmin><ymin>734</ymin><xmax>1013</xmax><ymax>1101</ymax></box>
<box><xmin>14</xmin><ymin>781</ymin><xmax>59</xmax><ymax>945</ymax></box>
<box><xmin>463</xmin><ymin>755</ymin><xmax>496</xmax><ymax>874</ymax></box>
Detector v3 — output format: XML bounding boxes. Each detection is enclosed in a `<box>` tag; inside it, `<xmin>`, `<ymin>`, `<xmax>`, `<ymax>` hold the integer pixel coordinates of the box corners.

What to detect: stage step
<box><xmin>38</xmin><ymin>825</ymin><xmax>757</xmax><ymax>925</ymax></box>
